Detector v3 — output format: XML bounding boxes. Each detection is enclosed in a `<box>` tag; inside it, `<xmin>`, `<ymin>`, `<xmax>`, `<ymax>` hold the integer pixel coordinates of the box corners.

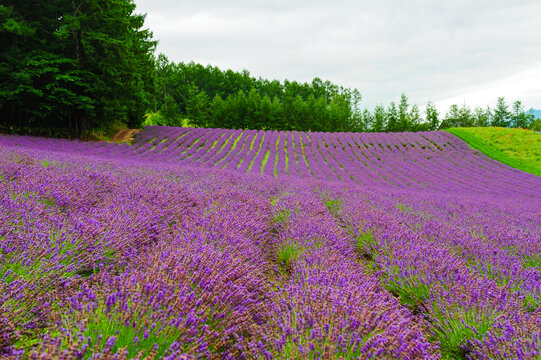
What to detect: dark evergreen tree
<box><xmin>0</xmin><ymin>0</ymin><xmax>156</xmax><ymax>135</ymax></box>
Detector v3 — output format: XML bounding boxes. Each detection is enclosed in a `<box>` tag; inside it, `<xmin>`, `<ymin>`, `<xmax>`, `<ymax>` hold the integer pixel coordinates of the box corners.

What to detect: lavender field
<box><xmin>0</xmin><ymin>127</ymin><xmax>540</xmax><ymax>359</ymax></box>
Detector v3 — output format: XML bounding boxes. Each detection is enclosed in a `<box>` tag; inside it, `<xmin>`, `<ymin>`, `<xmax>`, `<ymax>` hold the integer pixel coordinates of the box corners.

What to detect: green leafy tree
<box><xmin>209</xmin><ymin>95</ymin><xmax>225</xmax><ymax>128</ymax></box>
<box><xmin>372</xmin><ymin>104</ymin><xmax>387</xmax><ymax>132</ymax></box>
<box><xmin>386</xmin><ymin>102</ymin><xmax>399</xmax><ymax>132</ymax></box>
<box><xmin>426</xmin><ymin>101</ymin><xmax>440</xmax><ymax>130</ymax></box>
<box><xmin>473</xmin><ymin>106</ymin><xmax>491</xmax><ymax>127</ymax></box>
<box><xmin>360</xmin><ymin>109</ymin><xmax>373</xmax><ymax>132</ymax></box>
<box><xmin>408</xmin><ymin>104</ymin><xmax>422</xmax><ymax>131</ymax></box>
<box><xmin>161</xmin><ymin>95</ymin><xmax>181</xmax><ymax>126</ymax></box>
<box><xmin>0</xmin><ymin>0</ymin><xmax>156</xmax><ymax>134</ymax></box>
<box><xmin>442</xmin><ymin>104</ymin><xmax>474</xmax><ymax>128</ymax></box>
<box><xmin>510</xmin><ymin>100</ymin><xmax>533</xmax><ymax>128</ymax></box>
<box><xmin>398</xmin><ymin>93</ymin><xmax>410</xmax><ymax>131</ymax></box>
<box><xmin>492</xmin><ymin>97</ymin><xmax>510</xmax><ymax>127</ymax></box>
<box><xmin>306</xmin><ymin>95</ymin><xmax>327</xmax><ymax>132</ymax></box>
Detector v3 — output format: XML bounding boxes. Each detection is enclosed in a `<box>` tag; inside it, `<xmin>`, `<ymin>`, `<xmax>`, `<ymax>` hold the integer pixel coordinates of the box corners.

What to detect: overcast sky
<box><xmin>134</xmin><ymin>0</ymin><xmax>541</xmax><ymax>112</ymax></box>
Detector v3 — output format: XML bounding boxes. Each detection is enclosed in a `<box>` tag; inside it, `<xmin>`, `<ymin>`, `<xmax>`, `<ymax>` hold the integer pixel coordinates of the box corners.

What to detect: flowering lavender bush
<box><xmin>0</xmin><ymin>126</ymin><xmax>539</xmax><ymax>359</ymax></box>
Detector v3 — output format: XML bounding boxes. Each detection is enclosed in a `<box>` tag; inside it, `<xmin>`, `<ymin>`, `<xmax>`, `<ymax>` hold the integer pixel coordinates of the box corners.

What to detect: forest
<box><xmin>0</xmin><ymin>0</ymin><xmax>539</xmax><ymax>138</ymax></box>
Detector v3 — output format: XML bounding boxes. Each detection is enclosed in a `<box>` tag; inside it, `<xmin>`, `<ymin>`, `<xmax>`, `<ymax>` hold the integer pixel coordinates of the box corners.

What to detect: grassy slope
<box><xmin>445</xmin><ymin>127</ymin><xmax>541</xmax><ymax>176</ymax></box>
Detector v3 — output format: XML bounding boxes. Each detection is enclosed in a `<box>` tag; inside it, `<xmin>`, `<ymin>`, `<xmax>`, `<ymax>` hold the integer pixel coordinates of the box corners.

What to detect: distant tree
<box><xmin>458</xmin><ymin>105</ymin><xmax>474</xmax><ymax>127</ymax></box>
<box><xmin>246</xmin><ymin>88</ymin><xmax>263</xmax><ymax>129</ymax></box>
<box><xmin>408</xmin><ymin>104</ymin><xmax>422</xmax><ymax>131</ymax></box>
<box><xmin>259</xmin><ymin>95</ymin><xmax>273</xmax><ymax>130</ymax></box>
<box><xmin>426</xmin><ymin>101</ymin><xmax>440</xmax><ymax>130</ymax></box>
<box><xmin>530</xmin><ymin>119</ymin><xmax>541</xmax><ymax>131</ymax></box>
<box><xmin>160</xmin><ymin>95</ymin><xmax>181</xmax><ymax>126</ymax></box>
<box><xmin>269</xmin><ymin>96</ymin><xmax>285</xmax><ymax>130</ymax></box>
<box><xmin>398</xmin><ymin>93</ymin><xmax>410</xmax><ymax>131</ymax></box>
<box><xmin>492</xmin><ymin>97</ymin><xmax>510</xmax><ymax>127</ymax></box>
<box><xmin>442</xmin><ymin>104</ymin><xmax>474</xmax><ymax>128</ymax></box>
<box><xmin>386</xmin><ymin>102</ymin><xmax>399</xmax><ymax>132</ymax></box>
<box><xmin>329</xmin><ymin>94</ymin><xmax>351</xmax><ymax>132</ymax></box>
<box><xmin>441</xmin><ymin>105</ymin><xmax>459</xmax><ymax>129</ymax></box>
<box><xmin>209</xmin><ymin>95</ymin><xmax>225</xmax><ymax>128</ymax></box>
<box><xmin>510</xmin><ymin>100</ymin><xmax>533</xmax><ymax>128</ymax></box>
<box><xmin>186</xmin><ymin>87</ymin><xmax>210</xmax><ymax>128</ymax></box>
<box><xmin>473</xmin><ymin>106</ymin><xmax>491</xmax><ymax>127</ymax></box>
<box><xmin>306</xmin><ymin>95</ymin><xmax>328</xmax><ymax>132</ymax></box>
<box><xmin>358</xmin><ymin>109</ymin><xmax>373</xmax><ymax>132</ymax></box>
<box><xmin>372</xmin><ymin>104</ymin><xmax>387</xmax><ymax>132</ymax></box>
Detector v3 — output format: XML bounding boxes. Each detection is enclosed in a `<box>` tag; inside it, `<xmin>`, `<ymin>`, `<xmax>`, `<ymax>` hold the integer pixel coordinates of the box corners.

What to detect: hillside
<box><xmin>0</xmin><ymin>129</ymin><xmax>540</xmax><ymax>359</ymax></box>
<box><xmin>446</xmin><ymin>127</ymin><xmax>541</xmax><ymax>176</ymax></box>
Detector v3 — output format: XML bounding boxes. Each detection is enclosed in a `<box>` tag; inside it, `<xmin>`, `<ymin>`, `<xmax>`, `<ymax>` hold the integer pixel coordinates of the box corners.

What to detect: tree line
<box><xmin>147</xmin><ymin>54</ymin><xmax>539</xmax><ymax>132</ymax></box>
<box><xmin>1</xmin><ymin>1</ymin><xmax>539</xmax><ymax>137</ymax></box>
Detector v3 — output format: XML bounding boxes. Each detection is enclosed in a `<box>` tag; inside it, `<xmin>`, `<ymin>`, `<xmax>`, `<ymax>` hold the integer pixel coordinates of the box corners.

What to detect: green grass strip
<box><xmin>445</xmin><ymin>127</ymin><xmax>541</xmax><ymax>176</ymax></box>
<box><xmin>181</xmin><ymin>137</ymin><xmax>200</xmax><ymax>154</ymax></box>
<box><xmin>298</xmin><ymin>133</ymin><xmax>310</xmax><ymax>169</ymax></box>
<box><xmin>247</xmin><ymin>134</ymin><xmax>264</xmax><ymax>173</ymax></box>
<box><xmin>284</xmin><ymin>134</ymin><xmax>289</xmax><ymax>173</ymax></box>
<box><xmin>274</xmin><ymin>135</ymin><xmax>280</xmax><ymax>176</ymax></box>
<box><xmin>261</xmin><ymin>150</ymin><xmax>270</xmax><ymax>174</ymax></box>
<box><xmin>216</xmin><ymin>132</ymin><xmax>242</xmax><ymax>167</ymax></box>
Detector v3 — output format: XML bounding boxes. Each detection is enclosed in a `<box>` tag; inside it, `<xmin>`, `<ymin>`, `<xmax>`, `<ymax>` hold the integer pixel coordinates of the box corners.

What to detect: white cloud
<box><xmin>436</xmin><ymin>65</ymin><xmax>541</xmax><ymax>111</ymax></box>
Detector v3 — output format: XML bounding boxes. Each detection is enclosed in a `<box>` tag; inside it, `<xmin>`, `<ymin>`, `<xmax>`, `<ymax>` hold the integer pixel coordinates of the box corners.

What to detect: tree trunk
<box><xmin>72</xmin><ymin>1</ymin><xmax>84</xmax><ymax>64</ymax></box>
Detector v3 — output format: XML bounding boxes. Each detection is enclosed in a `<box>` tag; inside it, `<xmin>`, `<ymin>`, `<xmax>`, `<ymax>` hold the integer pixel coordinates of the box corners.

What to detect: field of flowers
<box><xmin>0</xmin><ymin>127</ymin><xmax>539</xmax><ymax>359</ymax></box>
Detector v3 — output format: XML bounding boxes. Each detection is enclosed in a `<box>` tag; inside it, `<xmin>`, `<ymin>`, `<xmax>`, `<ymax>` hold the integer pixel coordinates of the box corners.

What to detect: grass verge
<box><xmin>445</xmin><ymin>127</ymin><xmax>541</xmax><ymax>176</ymax></box>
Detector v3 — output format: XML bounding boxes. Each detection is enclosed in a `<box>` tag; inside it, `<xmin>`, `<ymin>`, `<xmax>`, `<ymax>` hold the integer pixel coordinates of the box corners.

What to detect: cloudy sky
<box><xmin>134</xmin><ymin>0</ymin><xmax>541</xmax><ymax>112</ymax></box>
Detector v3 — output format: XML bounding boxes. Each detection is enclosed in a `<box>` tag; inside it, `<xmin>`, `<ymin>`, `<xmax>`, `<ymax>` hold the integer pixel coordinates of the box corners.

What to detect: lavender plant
<box><xmin>0</xmin><ymin>126</ymin><xmax>539</xmax><ymax>359</ymax></box>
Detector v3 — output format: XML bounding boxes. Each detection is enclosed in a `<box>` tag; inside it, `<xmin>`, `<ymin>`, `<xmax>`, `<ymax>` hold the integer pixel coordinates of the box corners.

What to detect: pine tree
<box><xmin>386</xmin><ymin>102</ymin><xmax>399</xmax><ymax>132</ymax></box>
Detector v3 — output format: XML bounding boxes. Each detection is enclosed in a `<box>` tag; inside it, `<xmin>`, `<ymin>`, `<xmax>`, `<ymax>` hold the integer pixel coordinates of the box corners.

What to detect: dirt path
<box><xmin>111</xmin><ymin>129</ymin><xmax>141</xmax><ymax>143</ymax></box>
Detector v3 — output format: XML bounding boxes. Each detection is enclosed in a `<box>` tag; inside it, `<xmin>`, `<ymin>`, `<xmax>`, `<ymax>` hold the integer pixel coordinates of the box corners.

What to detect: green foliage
<box><xmin>61</xmin><ymin>297</ymin><xmax>183</xmax><ymax>358</ymax></box>
<box><xmin>491</xmin><ymin>97</ymin><xmax>510</xmax><ymax>127</ymax></box>
<box><xmin>186</xmin><ymin>86</ymin><xmax>210</xmax><ymax>127</ymax></box>
<box><xmin>426</xmin><ymin>101</ymin><xmax>440</xmax><ymax>131</ymax></box>
<box><xmin>386</xmin><ymin>101</ymin><xmax>399</xmax><ymax>132</ymax></box>
<box><xmin>441</xmin><ymin>104</ymin><xmax>475</xmax><ymax>129</ymax></box>
<box><xmin>276</xmin><ymin>243</ymin><xmax>303</xmax><ymax>269</ymax></box>
<box><xmin>430</xmin><ymin>306</ymin><xmax>496</xmax><ymax>360</ymax></box>
<box><xmin>151</xmin><ymin>58</ymin><xmax>367</xmax><ymax>132</ymax></box>
<box><xmin>510</xmin><ymin>100</ymin><xmax>534</xmax><ymax>128</ymax></box>
<box><xmin>0</xmin><ymin>0</ymin><xmax>156</xmax><ymax>134</ymax></box>
<box><xmin>385</xmin><ymin>272</ymin><xmax>432</xmax><ymax>312</ymax></box>
<box><xmin>354</xmin><ymin>229</ymin><xmax>377</xmax><ymax>258</ymax></box>
<box><xmin>324</xmin><ymin>197</ymin><xmax>342</xmax><ymax>216</ymax></box>
<box><xmin>530</xmin><ymin>118</ymin><xmax>541</xmax><ymax>131</ymax></box>
<box><xmin>160</xmin><ymin>95</ymin><xmax>181</xmax><ymax>125</ymax></box>
<box><xmin>1</xmin><ymin>1</ymin><xmax>536</xmax><ymax>136</ymax></box>
<box><xmin>142</xmin><ymin>112</ymin><xmax>166</xmax><ymax>126</ymax></box>
<box><xmin>272</xmin><ymin>209</ymin><xmax>291</xmax><ymax>225</ymax></box>
<box><xmin>446</xmin><ymin>127</ymin><xmax>541</xmax><ymax>176</ymax></box>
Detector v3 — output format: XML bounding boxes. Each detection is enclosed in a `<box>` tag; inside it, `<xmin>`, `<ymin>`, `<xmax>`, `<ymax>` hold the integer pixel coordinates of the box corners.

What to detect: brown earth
<box><xmin>110</xmin><ymin>129</ymin><xmax>141</xmax><ymax>143</ymax></box>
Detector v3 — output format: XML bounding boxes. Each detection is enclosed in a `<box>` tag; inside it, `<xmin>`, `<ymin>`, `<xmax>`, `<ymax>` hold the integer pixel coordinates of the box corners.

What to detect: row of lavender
<box><xmin>130</xmin><ymin>126</ymin><xmax>539</xmax><ymax>196</ymax></box>
<box><xmin>319</xmin><ymin>183</ymin><xmax>540</xmax><ymax>358</ymax></box>
<box><xmin>0</xmin><ymin>129</ymin><xmax>540</xmax><ymax>359</ymax></box>
<box><xmin>0</xmin><ymin>139</ymin><xmax>438</xmax><ymax>359</ymax></box>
